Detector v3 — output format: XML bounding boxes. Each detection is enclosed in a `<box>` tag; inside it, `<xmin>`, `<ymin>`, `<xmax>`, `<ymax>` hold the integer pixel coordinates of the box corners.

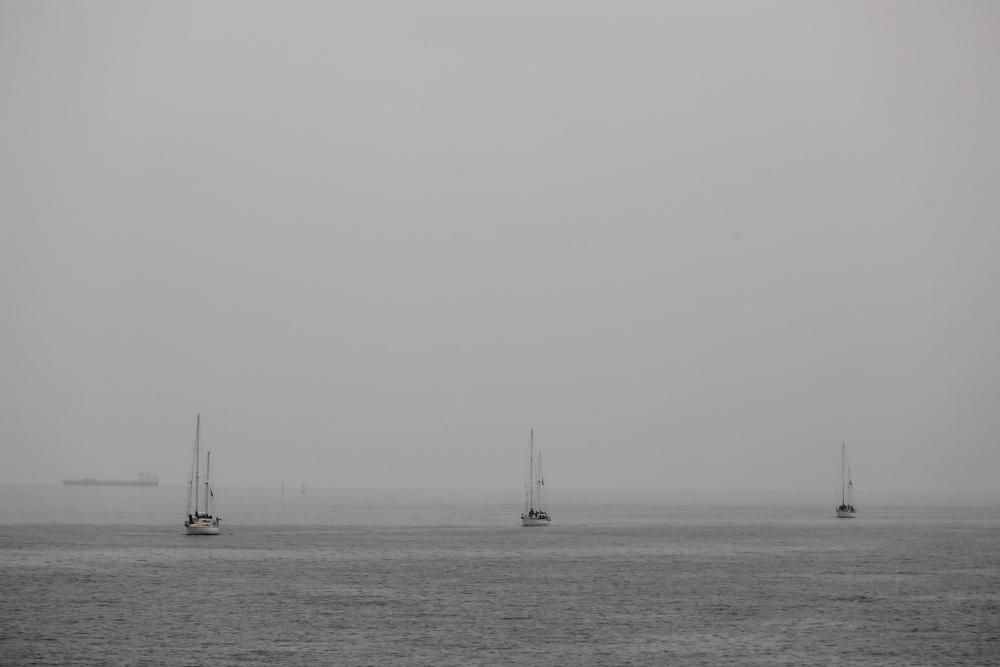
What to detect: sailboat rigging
<box><xmin>835</xmin><ymin>442</ymin><xmax>856</xmax><ymax>518</ymax></box>
<box><xmin>521</xmin><ymin>428</ymin><xmax>551</xmax><ymax>526</ymax></box>
<box><xmin>184</xmin><ymin>414</ymin><xmax>221</xmax><ymax>535</ymax></box>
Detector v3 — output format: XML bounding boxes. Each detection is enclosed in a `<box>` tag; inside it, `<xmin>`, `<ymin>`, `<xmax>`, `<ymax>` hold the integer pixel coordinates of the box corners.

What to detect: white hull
<box><xmin>836</xmin><ymin>509</ymin><xmax>856</xmax><ymax>518</ymax></box>
<box><xmin>521</xmin><ymin>517</ymin><xmax>551</xmax><ymax>526</ymax></box>
<box><xmin>184</xmin><ymin>525</ymin><xmax>219</xmax><ymax>535</ymax></box>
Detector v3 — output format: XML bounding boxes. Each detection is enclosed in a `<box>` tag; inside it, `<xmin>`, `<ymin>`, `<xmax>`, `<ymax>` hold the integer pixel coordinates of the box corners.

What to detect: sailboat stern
<box><xmin>520</xmin><ymin>518</ymin><xmax>551</xmax><ymax>526</ymax></box>
<box><xmin>520</xmin><ymin>511</ymin><xmax>552</xmax><ymax>526</ymax></box>
<box><xmin>184</xmin><ymin>516</ymin><xmax>221</xmax><ymax>535</ymax></box>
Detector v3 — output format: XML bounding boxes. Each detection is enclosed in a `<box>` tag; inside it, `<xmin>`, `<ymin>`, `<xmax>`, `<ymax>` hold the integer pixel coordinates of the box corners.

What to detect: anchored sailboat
<box><xmin>835</xmin><ymin>442</ymin><xmax>856</xmax><ymax>518</ymax></box>
<box><xmin>184</xmin><ymin>414</ymin><xmax>221</xmax><ymax>535</ymax></box>
<box><xmin>521</xmin><ymin>428</ymin><xmax>551</xmax><ymax>526</ymax></box>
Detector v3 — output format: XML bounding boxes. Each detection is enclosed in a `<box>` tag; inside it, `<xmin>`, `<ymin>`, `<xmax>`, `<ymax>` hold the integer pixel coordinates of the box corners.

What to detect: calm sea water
<box><xmin>1</xmin><ymin>485</ymin><xmax>998</xmax><ymax>665</ymax></box>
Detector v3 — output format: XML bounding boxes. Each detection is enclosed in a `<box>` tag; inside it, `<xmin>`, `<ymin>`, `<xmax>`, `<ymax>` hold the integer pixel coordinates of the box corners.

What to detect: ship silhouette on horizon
<box><xmin>62</xmin><ymin>473</ymin><xmax>159</xmax><ymax>487</ymax></box>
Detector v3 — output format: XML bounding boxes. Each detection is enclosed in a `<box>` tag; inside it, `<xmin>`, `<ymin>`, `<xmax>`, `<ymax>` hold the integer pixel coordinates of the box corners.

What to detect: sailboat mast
<box><xmin>187</xmin><ymin>415</ymin><xmax>198</xmax><ymax>515</ymax></box>
<box><xmin>529</xmin><ymin>428</ymin><xmax>534</xmax><ymax>511</ymax></box>
<box><xmin>841</xmin><ymin>442</ymin><xmax>846</xmax><ymax>507</ymax></box>
<box><xmin>194</xmin><ymin>415</ymin><xmax>201</xmax><ymax>512</ymax></box>
<box><xmin>205</xmin><ymin>450</ymin><xmax>211</xmax><ymax>515</ymax></box>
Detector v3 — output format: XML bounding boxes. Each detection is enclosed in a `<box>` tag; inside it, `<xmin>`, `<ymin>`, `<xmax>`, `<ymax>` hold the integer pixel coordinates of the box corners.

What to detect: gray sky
<box><xmin>2</xmin><ymin>1</ymin><xmax>998</xmax><ymax>494</ymax></box>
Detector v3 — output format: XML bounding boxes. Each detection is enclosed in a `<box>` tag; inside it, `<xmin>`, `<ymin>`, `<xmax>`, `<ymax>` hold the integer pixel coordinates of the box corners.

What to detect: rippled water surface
<box><xmin>1</xmin><ymin>486</ymin><xmax>998</xmax><ymax>665</ymax></box>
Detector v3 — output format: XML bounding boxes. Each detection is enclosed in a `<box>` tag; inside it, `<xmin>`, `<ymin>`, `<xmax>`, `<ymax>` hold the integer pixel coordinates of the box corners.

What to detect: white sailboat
<box><xmin>184</xmin><ymin>414</ymin><xmax>221</xmax><ymax>535</ymax></box>
<box><xmin>521</xmin><ymin>428</ymin><xmax>551</xmax><ymax>526</ymax></box>
<box><xmin>835</xmin><ymin>442</ymin><xmax>856</xmax><ymax>518</ymax></box>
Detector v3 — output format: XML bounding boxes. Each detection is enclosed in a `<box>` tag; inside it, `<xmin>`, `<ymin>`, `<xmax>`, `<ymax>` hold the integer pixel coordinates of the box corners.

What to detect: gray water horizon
<box><xmin>2</xmin><ymin>485</ymin><xmax>998</xmax><ymax>665</ymax></box>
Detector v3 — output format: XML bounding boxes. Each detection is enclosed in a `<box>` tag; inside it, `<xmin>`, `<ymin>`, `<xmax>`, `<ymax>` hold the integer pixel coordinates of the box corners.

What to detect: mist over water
<box><xmin>3</xmin><ymin>1</ymin><xmax>1000</xmax><ymax>662</ymax></box>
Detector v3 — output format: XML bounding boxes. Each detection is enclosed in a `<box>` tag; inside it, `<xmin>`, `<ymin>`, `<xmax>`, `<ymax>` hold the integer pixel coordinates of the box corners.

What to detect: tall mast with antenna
<box><xmin>841</xmin><ymin>442</ymin><xmax>846</xmax><ymax>507</ymax></box>
<box><xmin>194</xmin><ymin>415</ymin><xmax>201</xmax><ymax>513</ymax></box>
<box><xmin>529</xmin><ymin>428</ymin><xmax>534</xmax><ymax>513</ymax></box>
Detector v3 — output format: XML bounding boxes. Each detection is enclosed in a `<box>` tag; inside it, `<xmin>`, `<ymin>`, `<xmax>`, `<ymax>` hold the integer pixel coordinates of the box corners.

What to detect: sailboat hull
<box><xmin>835</xmin><ymin>509</ymin><xmax>856</xmax><ymax>518</ymax></box>
<box><xmin>185</xmin><ymin>521</ymin><xmax>220</xmax><ymax>535</ymax></box>
<box><xmin>521</xmin><ymin>517</ymin><xmax>551</xmax><ymax>526</ymax></box>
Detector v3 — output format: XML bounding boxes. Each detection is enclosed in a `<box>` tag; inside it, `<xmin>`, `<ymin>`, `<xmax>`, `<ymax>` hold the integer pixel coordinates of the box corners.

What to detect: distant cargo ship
<box><xmin>62</xmin><ymin>474</ymin><xmax>159</xmax><ymax>487</ymax></box>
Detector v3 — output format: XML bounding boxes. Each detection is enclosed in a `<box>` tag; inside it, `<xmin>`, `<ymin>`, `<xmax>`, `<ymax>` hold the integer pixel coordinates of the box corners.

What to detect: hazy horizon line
<box><xmin>15</xmin><ymin>482</ymin><xmax>1000</xmax><ymax>499</ymax></box>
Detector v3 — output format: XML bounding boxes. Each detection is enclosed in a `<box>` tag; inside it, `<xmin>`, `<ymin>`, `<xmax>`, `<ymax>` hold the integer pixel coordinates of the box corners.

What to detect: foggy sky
<box><xmin>2</xmin><ymin>1</ymin><xmax>999</xmax><ymax>495</ymax></box>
